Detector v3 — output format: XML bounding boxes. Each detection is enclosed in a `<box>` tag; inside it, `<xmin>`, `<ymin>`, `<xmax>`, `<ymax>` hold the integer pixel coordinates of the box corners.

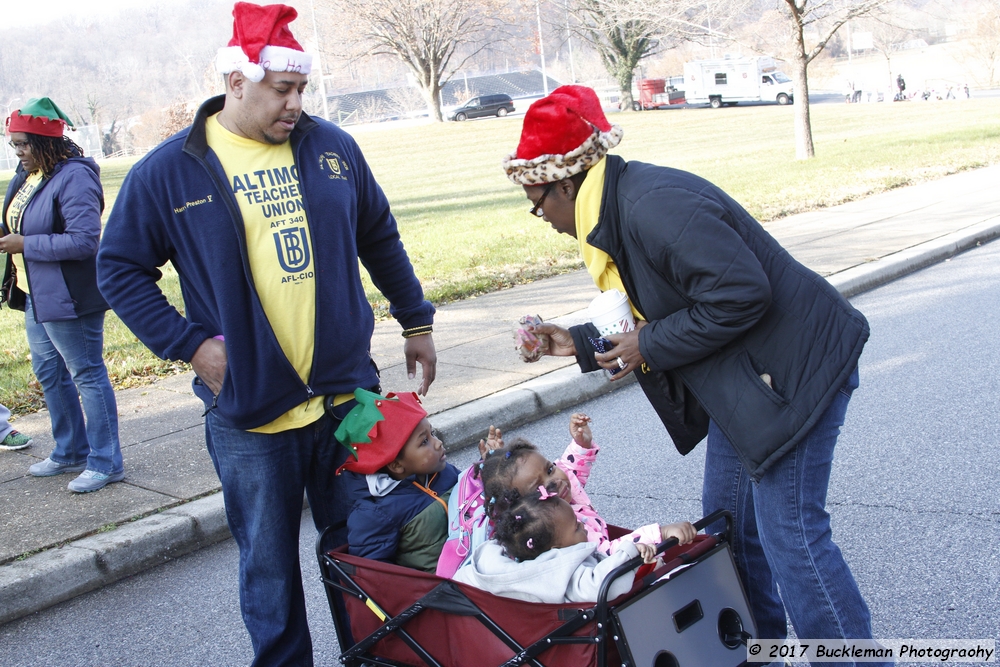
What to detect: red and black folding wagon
<box><xmin>316</xmin><ymin>510</ymin><xmax>757</xmax><ymax>667</ymax></box>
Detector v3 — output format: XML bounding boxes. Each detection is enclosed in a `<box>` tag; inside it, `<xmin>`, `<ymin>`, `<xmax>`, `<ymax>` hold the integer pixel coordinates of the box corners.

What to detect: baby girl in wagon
<box><xmin>451</xmin><ymin>413</ymin><xmax>694</xmax><ymax>602</ymax></box>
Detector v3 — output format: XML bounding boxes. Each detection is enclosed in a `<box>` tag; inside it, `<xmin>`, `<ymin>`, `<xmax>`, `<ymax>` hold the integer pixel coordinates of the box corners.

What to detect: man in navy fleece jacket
<box><xmin>96</xmin><ymin>4</ymin><xmax>436</xmax><ymax>665</ymax></box>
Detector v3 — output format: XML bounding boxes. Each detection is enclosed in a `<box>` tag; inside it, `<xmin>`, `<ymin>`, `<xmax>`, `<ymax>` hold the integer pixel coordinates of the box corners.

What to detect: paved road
<box><xmin>3</xmin><ymin>240</ymin><xmax>998</xmax><ymax>665</ymax></box>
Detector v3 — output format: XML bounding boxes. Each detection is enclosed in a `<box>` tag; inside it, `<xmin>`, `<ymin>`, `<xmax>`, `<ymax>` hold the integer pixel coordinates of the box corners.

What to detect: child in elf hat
<box><xmin>453</xmin><ymin>488</ymin><xmax>695</xmax><ymax>603</ymax></box>
<box><xmin>337</xmin><ymin>389</ymin><xmax>459</xmax><ymax>572</ymax></box>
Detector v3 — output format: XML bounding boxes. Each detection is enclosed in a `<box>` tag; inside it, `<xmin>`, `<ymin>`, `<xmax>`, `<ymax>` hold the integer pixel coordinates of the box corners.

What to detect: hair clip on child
<box><xmin>537</xmin><ymin>486</ymin><xmax>555</xmax><ymax>500</ymax></box>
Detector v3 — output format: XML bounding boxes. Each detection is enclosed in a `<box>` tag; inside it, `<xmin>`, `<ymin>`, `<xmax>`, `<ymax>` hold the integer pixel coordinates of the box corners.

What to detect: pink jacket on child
<box><xmin>556</xmin><ymin>441</ymin><xmax>661</xmax><ymax>556</ymax></box>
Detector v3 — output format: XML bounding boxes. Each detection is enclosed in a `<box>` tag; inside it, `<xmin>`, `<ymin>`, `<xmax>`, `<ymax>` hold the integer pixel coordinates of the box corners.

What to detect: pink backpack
<box><xmin>436</xmin><ymin>464</ymin><xmax>491</xmax><ymax>578</ymax></box>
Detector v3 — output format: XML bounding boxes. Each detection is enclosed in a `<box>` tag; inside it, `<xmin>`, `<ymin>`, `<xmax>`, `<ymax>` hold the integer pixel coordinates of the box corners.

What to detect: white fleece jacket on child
<box><xmin>452</xmin><ymin>539</ymin><xmax>641</xmax><ymax>603</ymax></box>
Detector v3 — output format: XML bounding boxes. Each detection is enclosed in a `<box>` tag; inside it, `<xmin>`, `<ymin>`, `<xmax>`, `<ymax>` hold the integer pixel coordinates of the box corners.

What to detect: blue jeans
<box><xmin>703</xmin><ymin>367</ymin><xmax>885</xmax><ymax>667</ymax></box>
<box><xmin>203</xmin><ymin>402</ymin><xmax>354</xmax><ymax>667</ymax></box>
<box><xmin>0</xmin><ymin>403</ymin><xmax>13</xmax><ymax>440</ymax></box>
<box><xmin>24</xmin><ymin>296</ymin><xmax>122</xmax><ymax>475</ymax></box>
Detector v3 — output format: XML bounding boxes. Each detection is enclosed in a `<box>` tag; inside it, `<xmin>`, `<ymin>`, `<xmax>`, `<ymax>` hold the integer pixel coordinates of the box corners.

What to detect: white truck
<box><xmin>682</xmin><ymin>56</ymin><xmax>794</xmax><ymax>108</ymax></box>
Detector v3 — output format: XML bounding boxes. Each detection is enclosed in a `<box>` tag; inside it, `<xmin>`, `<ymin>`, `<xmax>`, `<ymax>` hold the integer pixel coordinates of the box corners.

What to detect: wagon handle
<box><xmin>694</xmin><ymin>508</ymin><xmax>734</xmax><ymax>545</ymax></box>
<box><xmin>597</xmin><ymin>510</ymin><xmax>733</xmax><ymax>606</ymax></box>
<box><xmin>315</xmin><ymin>520</ymin><xmax>348</xmax><ymax>561</ymax></box>
<box><xmin>594</xmin><ymin>510</ymin><xmax>736</xmax><ymax>660</ymax></box>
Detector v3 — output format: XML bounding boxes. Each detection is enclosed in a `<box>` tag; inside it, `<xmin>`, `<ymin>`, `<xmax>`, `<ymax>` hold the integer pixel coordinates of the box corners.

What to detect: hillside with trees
<box><xmin>1</xmin><ymin>0</ymin><xmax>995</xmax><ymax>157</ymax></box>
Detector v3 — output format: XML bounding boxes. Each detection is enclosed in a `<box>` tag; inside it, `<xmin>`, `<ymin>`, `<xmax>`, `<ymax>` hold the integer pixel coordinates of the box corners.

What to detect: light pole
<box><xmin>308</xmin><ymin>0</ymin><xmax>330</xmax><ymax>122</ymax></box>
<box><xmin>565</xmin><ymin>0</ymin><xmax>576</xmax><ymax>84</ymax></box>
<box><xmin>3</xmin><ymin>98</ymin><xmax>21</xmax><ymax>171</ymax></box>
<box><xmin>535</xmin><ymin>0</ymin><xmax>549</xmax><ymax>95</ymax></box>
<box><xmin>4</xmin><ymin>97</ymin><xmax>20</xmax><ymax>114</ymax></box>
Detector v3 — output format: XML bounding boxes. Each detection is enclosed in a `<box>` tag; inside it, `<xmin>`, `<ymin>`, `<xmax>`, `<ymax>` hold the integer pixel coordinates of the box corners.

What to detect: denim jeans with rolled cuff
<box><xmin>0</xmin><ymin>403</ymin><xmax>13</xmax><ymax>440</ymax></box>
<box><xmin>203</xmin><ymin>395</ymin><xmax>356</xmax><ymax>667</ymax></box>
<box><xmin>24</xmin><ymin>295</ymin><xmax>122</xmax><ymax>475</ymax></box>
<box><xmin>703</xmin><ymin>367</ymin><xmax>887</xmax><ymax>667</ymax></box>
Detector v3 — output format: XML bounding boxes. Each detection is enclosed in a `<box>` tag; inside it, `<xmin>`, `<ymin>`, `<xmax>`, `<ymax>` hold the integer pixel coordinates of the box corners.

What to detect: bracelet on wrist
<box><xmin>401</xmin><ymin>325</ymin><xmax>433</xmax><ymax>338</ymax></box>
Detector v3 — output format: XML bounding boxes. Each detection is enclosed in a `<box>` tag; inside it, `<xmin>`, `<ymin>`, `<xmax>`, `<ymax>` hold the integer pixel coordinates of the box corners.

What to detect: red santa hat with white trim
<box><xmin>216</xmin><ymin>2</ymin><xmax>313</xmax><ymax>83</ymax></box>
<box><xmin>502</xmin><ymin>85</ymin><xmax>623</xmax><ymax>186</ymax></box>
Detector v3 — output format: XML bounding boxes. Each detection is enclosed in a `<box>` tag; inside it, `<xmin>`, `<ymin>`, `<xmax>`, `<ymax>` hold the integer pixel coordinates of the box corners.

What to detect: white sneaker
<box><xmin>68</xmin><ymin>469</ymin><xmax>125</xmax><ymax>493</ymax></box>
<box><xmin>28</xmin><ymin>457</ymin><xmax>87</xmax><ymax>477</ymax></box>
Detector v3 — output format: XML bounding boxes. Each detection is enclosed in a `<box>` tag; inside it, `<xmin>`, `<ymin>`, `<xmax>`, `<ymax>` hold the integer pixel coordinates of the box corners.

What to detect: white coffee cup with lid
<box><xmin>588</xmin><ymin>289</ymin><xmax>635</xmax><ymax>337</ymax></box>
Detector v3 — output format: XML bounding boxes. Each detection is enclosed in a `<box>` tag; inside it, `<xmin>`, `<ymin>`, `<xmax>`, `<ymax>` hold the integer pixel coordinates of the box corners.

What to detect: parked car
<box><xmin>447</xmin><ymin>94</ymin><xmax>516</xmax><ymax>121</ymax></box>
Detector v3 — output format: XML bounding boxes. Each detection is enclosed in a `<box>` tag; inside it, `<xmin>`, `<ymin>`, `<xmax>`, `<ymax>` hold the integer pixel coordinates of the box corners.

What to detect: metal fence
<box><xmin>327</xmin><ymin>69</ymin><xmax>565</xmax><ymax>125</ymax></box>
<box><xmin>1</xmin><ymin>123</ymin><xmax>128</xmax><ymax>172</ymax></box>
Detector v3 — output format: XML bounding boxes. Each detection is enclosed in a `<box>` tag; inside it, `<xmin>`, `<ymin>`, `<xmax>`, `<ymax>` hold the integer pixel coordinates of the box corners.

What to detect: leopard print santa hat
<box><xmin>503</xmin><ymin>85</ymin><xmax>623</xmax><ymax>186</ymax></box>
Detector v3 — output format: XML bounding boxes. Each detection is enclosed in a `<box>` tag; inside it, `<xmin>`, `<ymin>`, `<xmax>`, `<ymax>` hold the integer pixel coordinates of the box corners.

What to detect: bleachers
<box><xmin>326</xmin><ymin>70</ymin><xmax>562</xmax><ymax>125</ymax></box>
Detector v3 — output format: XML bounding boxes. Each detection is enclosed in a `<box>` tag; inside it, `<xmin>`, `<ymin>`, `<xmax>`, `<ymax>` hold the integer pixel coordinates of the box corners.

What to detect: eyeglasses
<box><xmin>7</xmin><ymin>141</ymin><xmax>29</xmax><ymax>151</ymax></box>
<box><xmin>529</xmin><ymin>183</ymin><xmax>555</xmax><ymax>218</ymax></box>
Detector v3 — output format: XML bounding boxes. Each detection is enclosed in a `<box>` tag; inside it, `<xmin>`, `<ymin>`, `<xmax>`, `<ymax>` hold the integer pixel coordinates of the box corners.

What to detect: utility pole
<box><xmin>565</xmin><ymin>0</ymin><xmax>576</xmax><ymax>83</ymax></box>
<box><xmin>308</xmin><ymin>0</ymin><xmax>330</xmax><ymax>122</ymax></box>
<box><xmin>535</xmin><ymin>0</ymin><xmax>549</xmax><ymax>95</ymax></box>
<box><xmin>707</xmin><ymin>16</ymin><xmax>715</xmax><ymax>58</ymax></box>
<box><xmin>846</xmin><ymin>19</ymin><xmax>854</xmax><ymax>93</ymax></box>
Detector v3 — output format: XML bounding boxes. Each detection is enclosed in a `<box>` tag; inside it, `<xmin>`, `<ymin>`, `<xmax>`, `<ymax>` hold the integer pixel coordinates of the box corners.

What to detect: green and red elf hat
<box><xmin>335</xmin><ymin>389</ymin><xmax>427</xmax><ymax>475</ymax></box>
<box><xmin>5</xmin><ymin>98</ymin><xmax>74</xmax><ymax>138</ymax></box>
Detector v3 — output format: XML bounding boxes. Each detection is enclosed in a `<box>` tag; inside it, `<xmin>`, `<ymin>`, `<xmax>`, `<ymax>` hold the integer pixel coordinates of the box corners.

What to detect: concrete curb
<box><xmin>3</xmin><ymin>222</ymin><xmax>999</xmax><ymax>625</ymax></box>
<box><xmin>0</xmin><ymin>493</ymin><xmax>230</xmax><ymax>625</ymax></box>
<box><xmin>828</xmin><ymin>218</ymin><xmax>1000</xmax><ymax>298</ymax></box>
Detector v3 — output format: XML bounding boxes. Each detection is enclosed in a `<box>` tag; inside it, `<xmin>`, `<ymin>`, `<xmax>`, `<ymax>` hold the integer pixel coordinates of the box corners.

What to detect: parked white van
<box><xmin>682</xmin><ymin>56</ymin><xmax>794</xmax><ymax>108</ymax></box>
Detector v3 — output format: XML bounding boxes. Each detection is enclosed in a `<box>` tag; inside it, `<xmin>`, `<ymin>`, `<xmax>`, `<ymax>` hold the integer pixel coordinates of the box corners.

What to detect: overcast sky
<box><xmin>3</xmin><ymin>0</ymin><xmax>164</xmax><ymax>27</ymax></box>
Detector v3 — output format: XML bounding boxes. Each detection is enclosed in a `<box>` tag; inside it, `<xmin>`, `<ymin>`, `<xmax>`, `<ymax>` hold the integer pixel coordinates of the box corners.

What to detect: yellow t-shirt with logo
<box><xmin>5</xmin><ymin>170</ymin><xmax>44</xmax><ymax>294</ymax></box>
<box><xmin>205</xmin><ymin>114</ymin><xmax>325</xmax><ymax>433</ymax></box>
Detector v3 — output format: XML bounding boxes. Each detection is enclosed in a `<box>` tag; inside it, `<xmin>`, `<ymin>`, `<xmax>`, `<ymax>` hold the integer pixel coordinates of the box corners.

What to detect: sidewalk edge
<box><xmin>827</xmin><ymin>218</ymin><xmax>1000</xmax><ymax>297</ymax></box>
<box><xmin>0</xmin><ymin>493</ymin><xmax>230</xmax><ymax>626</ymax></box>
<box><xmin>3</xmin><ymin>224</ymin><xmax>999</xmax><ymax>625</ymax></box>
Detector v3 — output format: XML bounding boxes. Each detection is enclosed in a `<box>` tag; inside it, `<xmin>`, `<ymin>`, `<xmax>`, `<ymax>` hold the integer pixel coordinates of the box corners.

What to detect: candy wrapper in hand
<box><xmin>514</xmin><ymin>315</ymin><xmax>545</xmax><ymax>362</ymax></box>
<box><xmin>588</xmin><ymin>336</ymin><xmax>623</xmax><ymax>376</ymax></box>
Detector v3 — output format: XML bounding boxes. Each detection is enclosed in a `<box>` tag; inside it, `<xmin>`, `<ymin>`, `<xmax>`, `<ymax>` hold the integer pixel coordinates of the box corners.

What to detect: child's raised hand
<box><xmin>568</xmin><ymin>413</ymin><xmax>592</xmax><ymax>448</ymax></box>
<box><xmin>660</xmin><ymin>521</ymin><xmax>697</xmax><ymax>546</ymax></box>
<box><xmin>636</xmin><ymin>542</ymin><xmax>658</xmax><ymax>564</ymax></box>
<box><xmin>478</xmin><ymin>425</ymin><xmax>503</xmax><ymax>457</ymax></box>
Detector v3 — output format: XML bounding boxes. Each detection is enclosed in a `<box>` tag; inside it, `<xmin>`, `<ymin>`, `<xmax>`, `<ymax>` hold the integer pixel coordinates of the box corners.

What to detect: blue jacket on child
<box><xmin>344</xmin><ymin>464</ymin><xmax>459</xmax><ymax>571</ymax></box>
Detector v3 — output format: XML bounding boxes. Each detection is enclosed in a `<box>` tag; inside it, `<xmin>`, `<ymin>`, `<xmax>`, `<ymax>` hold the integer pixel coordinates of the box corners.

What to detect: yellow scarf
<box><xmin>574</xmin><ymin>158</ymin><xmax>643</xmax><ymax>320</ymax></box>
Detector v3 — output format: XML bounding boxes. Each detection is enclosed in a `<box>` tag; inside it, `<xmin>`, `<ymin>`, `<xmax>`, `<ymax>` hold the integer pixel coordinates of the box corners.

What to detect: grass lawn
<box><xmin>1</xmin><ymin>98</ymin><xmax>998</xmax><ymax>412</ymax></box>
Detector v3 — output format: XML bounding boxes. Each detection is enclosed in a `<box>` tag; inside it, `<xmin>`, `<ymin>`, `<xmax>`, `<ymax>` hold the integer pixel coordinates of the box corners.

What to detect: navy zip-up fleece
<box><xmin>97</xmin><ymin>96</ymin><xmax>434</xmax><ymax>430</ymax></box>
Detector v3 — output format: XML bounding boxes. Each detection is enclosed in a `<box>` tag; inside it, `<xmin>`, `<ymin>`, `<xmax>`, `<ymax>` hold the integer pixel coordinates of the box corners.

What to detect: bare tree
<box><xmin>387</xmin><ymin>84</ymin><xmax>438</xmax><ymax>117</ymax></box>
<box><xmin>780</xmin><ymin>0</ymin><xmax>892</xmax><ymax>159</ymax></box>
<box><xmin>354</xmin><ymin>95</ymin><xmax>394</xmax><ymax>123</ymax></box>
<box><xmin>160</xmin><ymin>101</ymin><xmax>198</xmax><ymax>140</ymax></box>
<box><xmin>333</xmin><ymin>0</ymin><xmax>515</xmax><ymax>121</ymax></box>
<box><xmin>0</xmin><ymin>0</ymin><xmax>229</xmax><ymax>140</ymax></box>
<box><xmin>961</xmin><ymin>1</ymin><xmax>1000</xmax><ymax>87</ymax></box>
<box><xmin>570</xmin><ymin>0</ymin><xmax>746</xmax><ymax>111</ymax></box>
<box><xmin>572</xmin><ymin>0</ymin><xmax>661</xmax><ymax>110</ymax></box>
<box><xmin>860</xmin><ymin>15</ymin><xmax>916</xmax><ymax>99</ymax></box>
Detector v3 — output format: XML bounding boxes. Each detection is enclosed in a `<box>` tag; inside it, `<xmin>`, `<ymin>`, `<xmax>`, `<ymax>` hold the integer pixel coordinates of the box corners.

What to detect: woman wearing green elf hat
<box><xmin>1</xmin><ymin>98</ymin><xmax>123</xmax><ymax>493</ymax></box>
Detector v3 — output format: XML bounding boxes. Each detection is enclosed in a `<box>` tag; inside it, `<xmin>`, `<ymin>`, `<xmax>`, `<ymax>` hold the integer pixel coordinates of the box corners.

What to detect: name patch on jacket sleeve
<box><xmin>173</xmin><ymin>194</ymin><xmax>215</xmax><ymax>214</ymax></box>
